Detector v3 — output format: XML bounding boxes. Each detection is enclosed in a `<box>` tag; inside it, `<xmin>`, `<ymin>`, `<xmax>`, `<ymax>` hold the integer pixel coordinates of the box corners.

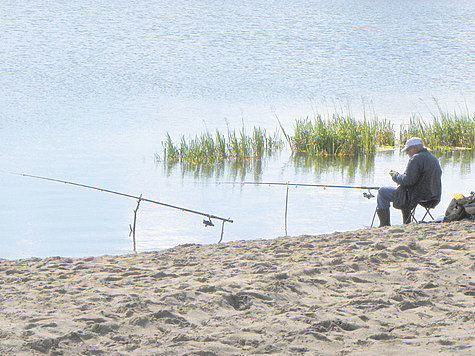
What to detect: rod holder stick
<box><xmin>370</xmin><ymin>207</ymin><xmax>377</xmax><ymax>228</ymax></box>
<box><xmin>284</xmin><ymin>182</ymin><xmax>289</xmax><ymax>236</ymax></box>
<box><xmin>218</xmin><ymin>220</ymin><xmax>226</xmax><ymax>244</ymax></box>
<box><xmin>131</xmin><ymin>195</ymin><xmax>142</xmax><ymax>253</ymax></box>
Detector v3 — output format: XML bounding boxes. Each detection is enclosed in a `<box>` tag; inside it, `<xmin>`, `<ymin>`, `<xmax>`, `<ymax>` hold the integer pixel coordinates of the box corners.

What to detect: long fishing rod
<box><xmin>11</xmin><ymin>172</ymin><xmax>233</xmax><ymax>246</ymax></box>
<box><xmin>13</xmin><ymin>172</ymin><xmax>233</xmax><ymax>223</ymax></box>
<box><xmin>218</xmin><ymin>181</ymin><xmax>380</xmax><ymax>190</ymax></box>
<box><xmin>217</xmin><ymin>181</ymin><xmax>380</xmax><ymax>199</ymax></box>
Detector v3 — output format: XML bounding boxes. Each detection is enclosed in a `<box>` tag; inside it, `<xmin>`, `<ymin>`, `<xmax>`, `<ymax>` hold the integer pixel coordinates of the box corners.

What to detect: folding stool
<box><xmin>410</xmin><ymin>199</ymin><xmax>439</xmax><ymax>223</ymax></box>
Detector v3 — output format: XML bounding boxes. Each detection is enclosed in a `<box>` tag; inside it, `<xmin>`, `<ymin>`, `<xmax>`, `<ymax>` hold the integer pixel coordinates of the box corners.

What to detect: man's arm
<box><xmin>391</xmin><ymin>156</ymin><xmax>421</xmax><ymax>187</ymax></box>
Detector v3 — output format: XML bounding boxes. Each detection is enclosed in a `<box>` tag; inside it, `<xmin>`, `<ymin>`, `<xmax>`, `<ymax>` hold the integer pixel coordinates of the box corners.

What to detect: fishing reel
<box><xmin>203</xmin><ymin>217</ymin><xmax>214</xmax><ymax>227</ymax></box>
<box><xmin>363</xmin><ymin>189</ymin><xmax>375</xmax><ymax>199</ymax></box>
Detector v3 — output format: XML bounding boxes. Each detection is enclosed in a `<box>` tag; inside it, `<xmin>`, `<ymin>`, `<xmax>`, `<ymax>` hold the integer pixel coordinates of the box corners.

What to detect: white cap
<box><xmin>401</xmin><ymin>137</ymin><xmax>423</xmax><ymax>152</ymax></box>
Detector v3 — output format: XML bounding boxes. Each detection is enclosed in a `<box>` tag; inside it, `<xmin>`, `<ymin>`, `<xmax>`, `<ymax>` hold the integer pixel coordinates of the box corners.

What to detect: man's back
<box><xmin>394</xmin><ymin>148</ymin><xmax>442</xmax><ymax>208</ymax></box>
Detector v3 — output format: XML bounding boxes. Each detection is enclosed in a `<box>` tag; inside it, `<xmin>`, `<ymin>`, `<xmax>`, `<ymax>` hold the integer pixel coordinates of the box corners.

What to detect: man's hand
<box><xmin>389</xmin><ymin>170</ymin><xmax>397</xmax><ymax>176</ymax></box>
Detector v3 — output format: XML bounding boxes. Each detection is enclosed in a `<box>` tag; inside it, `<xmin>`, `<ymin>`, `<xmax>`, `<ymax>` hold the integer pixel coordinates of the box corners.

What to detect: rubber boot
<box><xmin>377</xmin><ymin>208</ymin><xmax>390</xmax><ymax>227</ymax></box>
<box><xmin>402</xmin><ymin>208</ymin><xmax>412</xmax><ymax>224</ymax></box>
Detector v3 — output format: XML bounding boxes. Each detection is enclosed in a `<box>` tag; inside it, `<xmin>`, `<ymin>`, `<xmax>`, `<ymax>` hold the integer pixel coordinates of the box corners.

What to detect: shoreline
<box><xmin>1</xmin><ymin>220</ymin><xmax>474</xmax><ymax>355</ymax></box>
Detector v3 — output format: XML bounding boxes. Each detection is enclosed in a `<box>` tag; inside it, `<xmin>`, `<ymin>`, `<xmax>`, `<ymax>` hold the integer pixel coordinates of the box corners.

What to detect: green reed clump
<box><xmin>291</xmin><ymin>115</ymin><xmax>395</xmax><ymax>156</ymax></box>
<box><xmin>215</xmin><ymin>130</ymin><xmax>227</xmax><ymax>159</ymax></box>
<box><xmin>400</xmin><ymin>112</ymin><xmax>475</xmax><ymax>150</ymax></box>
<box><xmin>164</xmin><ymin>133</ymin><xmax>180</xmax><ymax>163</ymax></box>
<box><xmin>373</xmin><ymin>118</ymin><xmax>395</xmax><ymax>147</ymax></box>
<box><xmin>161</xmin><ymin>109</ymin><xmax>472</xmax><ymax>166</ymax></box>
<box><xmin>163</xmin><ymin>127</ymin><xmax>284</xmax><ymax>164</ymax></box>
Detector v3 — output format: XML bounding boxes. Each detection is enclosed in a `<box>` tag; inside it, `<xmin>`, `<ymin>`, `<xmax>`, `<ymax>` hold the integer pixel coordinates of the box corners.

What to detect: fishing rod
<box><xmin>217</xmin><ymin>181</ymin><xmax>380</xmax><ymax>199</ymax></box>
<box><xmin>217</xmin><ymin>180</ymin><xmax>380</xmax><ymax>235</ymax></box>
<box><xmin>11</xmin><ymin>172</ymin><xmax>233</xmax><ymax>245</ymax></box>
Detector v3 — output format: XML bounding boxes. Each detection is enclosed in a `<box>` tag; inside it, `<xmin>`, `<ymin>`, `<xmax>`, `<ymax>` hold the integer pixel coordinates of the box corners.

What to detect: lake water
<box><xmin>0</xmin><ymin>0</ymin><xmax>474</xmax><ymax>259</ymax></box>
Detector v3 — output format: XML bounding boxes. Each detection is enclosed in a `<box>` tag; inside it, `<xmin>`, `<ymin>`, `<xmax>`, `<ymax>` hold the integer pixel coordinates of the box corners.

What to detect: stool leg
<box><xmin>410</xmin><ymin>208</ymin><xmax>418</xmax><ymax>223</ymax></box>
<box><xmin>402</xmin><ymin>208</ymin><xmax>412</xmax><ymax>224</ymax></box>
<box><xmin>427</xmin><ymin>210</ymin><xmax>435</xmax><ymax>220</ymax></box>
<box><xmin>421</xmin><ymin>210</ymin><xmax>428</xmax><ymax>221</ymax></box>
<box><xmin>421</xmin><ymin>208</ymin><xmax>434</xmax><ymax>221</ymax></box>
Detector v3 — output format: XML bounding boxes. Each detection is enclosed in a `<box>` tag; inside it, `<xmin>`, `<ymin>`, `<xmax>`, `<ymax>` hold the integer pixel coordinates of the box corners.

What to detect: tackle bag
<box><xmin>443</xmin><ymin>192</ymin><xmax>475</xmax><ymax>222</ymax></box>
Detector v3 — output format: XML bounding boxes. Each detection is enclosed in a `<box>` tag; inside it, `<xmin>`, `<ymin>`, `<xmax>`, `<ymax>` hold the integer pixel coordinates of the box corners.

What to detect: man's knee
<box><xmin>377</xmin><ymin>186</ymin><xmax>396</xmax><ymax>210</ymax></box>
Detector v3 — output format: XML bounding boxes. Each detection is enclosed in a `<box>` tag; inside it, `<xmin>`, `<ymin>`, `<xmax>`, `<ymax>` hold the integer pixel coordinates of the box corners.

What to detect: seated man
<box><xmin>376</xmin><ymin>137</ymin><xmax>442</xmax><ymax>227</ymax></box>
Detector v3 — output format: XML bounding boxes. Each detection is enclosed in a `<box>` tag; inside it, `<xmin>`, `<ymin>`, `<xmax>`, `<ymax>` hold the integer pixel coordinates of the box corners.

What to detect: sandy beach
<box><xmin>0</xmin><ymin>220</ymin><xmax>473</xmax><ymax>355</ymax></box>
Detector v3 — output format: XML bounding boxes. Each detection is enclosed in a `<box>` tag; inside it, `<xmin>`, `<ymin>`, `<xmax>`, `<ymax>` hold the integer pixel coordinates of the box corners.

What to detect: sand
<box><xmin>0</xmin><ymin>220</ymin><xmax>474</xmax><ymax>355</ymax></box>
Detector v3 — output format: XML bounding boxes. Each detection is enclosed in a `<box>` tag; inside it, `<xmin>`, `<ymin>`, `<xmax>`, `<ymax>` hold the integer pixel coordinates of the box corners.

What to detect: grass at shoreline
<box><xmin>160</xmin><ymin>112</ymin><xmax>474</xmax><ymax>165</ymax></box>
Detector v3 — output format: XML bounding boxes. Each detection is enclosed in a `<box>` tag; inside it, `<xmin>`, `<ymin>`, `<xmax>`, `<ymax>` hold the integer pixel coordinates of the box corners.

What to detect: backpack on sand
<box><xmin>443</xmin><ymin>192</ymin><xmax>475</xmax><ymax>222</ymax></box>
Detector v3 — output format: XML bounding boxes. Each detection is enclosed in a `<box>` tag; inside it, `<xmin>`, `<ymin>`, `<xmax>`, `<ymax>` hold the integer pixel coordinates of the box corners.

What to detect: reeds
<box><xmin>400</xmin><ymin>112</ymin><xmax>475</xmax><ymax>150</ymax></box>
<box><xmin>161</xmin><ymin>110</ymin><xmax>473</xmax><ymax>166</ymax></box>
<box><xmin>290</xmin><ymin>114</ymin><xmax>395</xmax><ymax>156</ymax></box>
<box><xmin>163</xmin><ymin>127</ymin><xmax>284</xmax><ymax>164</ymax></box>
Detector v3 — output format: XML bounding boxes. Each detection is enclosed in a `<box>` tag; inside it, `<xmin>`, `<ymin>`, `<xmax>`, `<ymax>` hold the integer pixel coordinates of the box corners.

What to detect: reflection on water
<box><xmin>164</xmin><ymin>151</ymin><xmax>380</xmax><ymax>183</ymax></box>
<box><xmin>290</xmin><ymin>153</ymin><xmax>376</xmax><ymax>182</ymax></box>
<box><xmin>436</xmin><ymin>150</ymin><xmax>474</xmax><ymax>176</ymax></box>
<box><xmin>163</xmin><ymin>153</ymin><xmax>276</xmax><ymax>181</ymax></box>
<box><xmin>162</xmin><ymin>149</ymin><xmax>474</xmax><ymax>187</ymax></box>
<box><xmin>163</xmin><ymin>151</ymin><xmax>379</xmax><ymax>183</ymax></box>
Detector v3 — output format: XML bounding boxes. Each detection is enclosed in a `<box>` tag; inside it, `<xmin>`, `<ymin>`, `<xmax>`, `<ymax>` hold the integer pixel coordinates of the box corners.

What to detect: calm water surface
<box><xmin>0</xmin><ymin>0</ymin><xmax>474</xmax><ymax>259</ymax></box>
